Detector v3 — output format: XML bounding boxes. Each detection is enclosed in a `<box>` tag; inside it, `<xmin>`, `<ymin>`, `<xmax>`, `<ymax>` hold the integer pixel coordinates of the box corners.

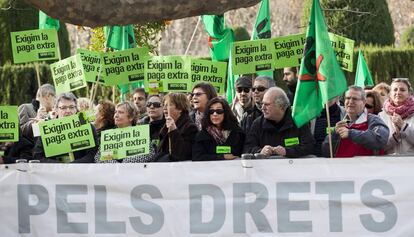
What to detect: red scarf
<box><xmin>384</xmin><ymin>96</ymin><xmax>414</xmax><ymax>119</ymax></box>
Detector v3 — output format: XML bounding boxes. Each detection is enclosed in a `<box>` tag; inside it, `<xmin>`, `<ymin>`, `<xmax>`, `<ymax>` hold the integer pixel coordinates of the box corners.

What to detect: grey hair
<box><xmin>116</xmin><ymin>101</ymin><xmax>139</xmax><ymax>126</ymax></box>
<box><xmin>36</xmin><ymin>83</ymin><xmax>56</xmax><ymax>98</ymax></box>
<box><xmin>267</xmin><ymin>87</ymin><xmax>290</xmax><ymax>109</ymax></box>
<box><xmin>347</xmin><ymin>85</ymin><xmax>366</xmax><ymax>100</ymax></box>
<box><xmin>254</xmin><ymin>75</ymin><xmax>276</xmax><ymax>88</ymax></box>
<box><xmin>54</xmin><ymin>92</ymin><xmax>78</xmax><ymax>110</ymax></box>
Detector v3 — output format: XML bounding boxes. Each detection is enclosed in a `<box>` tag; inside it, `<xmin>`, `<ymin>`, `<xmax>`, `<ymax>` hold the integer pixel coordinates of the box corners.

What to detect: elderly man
<box><xmin>18</xmin><ymin>83</ymin><xmax>56</xmax><ymax>140</ymax></box>
<box><xmin>33</xmin><ymin>92</ymin><xmax>99</xmax><ymax>163</ymax></box>
<box><xmin>240</xmin><ymin>75</ymin><xmax>275</xmax><ymax>133</ymax></box>
<box><xmin>244</xmin><ymin>87</ymin><xmax>314</xmax><ymax>158</ymax></box>
<box><xmin>231</xmin><ymin>76</ymin><xmax>254</xmax><ymax>123</ymax></box>
<box><xmin>322</xmin><ymin>86</ymin><xmax>389</xmax><ymax>158</ymax></box>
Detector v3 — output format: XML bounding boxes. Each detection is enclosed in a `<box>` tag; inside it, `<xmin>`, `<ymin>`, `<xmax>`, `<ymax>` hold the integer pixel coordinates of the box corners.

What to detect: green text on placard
<box><xmin>77</xmin><ymin>48</ymin><xmax>104</xmax><ymax>83</ymax></box>
<box><xmin>11</xmin><ymin>29</ymin><xmax>60</xmax><ymax>64</ymax></box>
<box><xmin>39</xmin><ymin>113</ymin><xmax>95</xmax><ymax>157</ymax></box>
<box><xmin>191</xmin><ymin>59</ymin><xmax>227</xmax><ymax>94</ymax></box>
<box><xmin>100</xmin><ymin>125</ymin><xmax>150</xmax><ymax>160</ymax></box>
<box><xmin>0</xmin><ymin>106</ymin><xmax>19</xmax><ymax>142</ymax></box>
<box><xmin>232</xmin><ymin>39</ymin><xmax>273</xmax><ymax>75</ymax></box>
<box><xmin>50</xmin><ymin>54</ymin><xmax>87</xmax><ymax>94</ymax></box>
<box><xmin>101</xmin><ymin>47</ymin><xmax>149</xmax><ymax>86</ymax></box>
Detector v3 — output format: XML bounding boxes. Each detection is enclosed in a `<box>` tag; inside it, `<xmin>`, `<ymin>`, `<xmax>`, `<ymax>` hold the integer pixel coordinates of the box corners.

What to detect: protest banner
<box><xmin>38</xmin><ymin>113</ymin><xmax>95</xmax><ymax>157</ymax></box>
<box><xmin>77</xmin><ymin>48</ymin><xmax>104</xmax><ymax>83</ymax></box>
<box><xmin>144</xmin><ymin>55</ymin><xmax>191</xmax><ymax>92</ymax></box>
<box><xmin>2</xmin><ymin>157</ymin><xmax>414</xmax><ymax>236</ymax></box>
<box><xmin>0</xmin><ymin>106</ymin><xmax>19</xmax><ymax>142</ymax></box>
<box><xmin>50</xmin><ymin>54</ymin><xmax>87</xmax><ymax>94</ymax></box>
<box><xmin>101</xmin><ymin>47</ymin><xmax>149</xmax><ymax>86</ymax></box>
<box><xmin>329</xmin><ymin>32</ymin><xmax>355</xmax><ymax>72</ymax></box>
<box><xmin>100</xmin><ymin>125</ymin><xmax>150</xmax><ymax>160</ymax></box>
<box><xmin>191</xmin><ymin>59</ymin><xmax>227</xmax><ymax>94</ymax></box>
<box><xmin>273</xmin><ymin>33</ymin><xmax>306</xmax><ymax>69</ymax></box>
<box><xmin>232</xmin><ymin>38</ymin><xmax>273</xmax><ymax>75</ymax></box>
<box><xmin>10</xmin><ymin>29</ymin><xmax>60</xmax><ymax>64</ymax></box>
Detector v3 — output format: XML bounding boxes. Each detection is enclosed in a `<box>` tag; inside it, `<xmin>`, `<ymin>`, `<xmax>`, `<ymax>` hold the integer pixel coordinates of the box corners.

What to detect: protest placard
<box><xmin>100</xmin><ymin>125</ymin><xmax>150</xmax><ymax>160</ymax></box>
<box><xmin>273</xmin><ymin>33</ymin><xmax>306</xmax><ymax>69</ymax></box>
<box><xmin>191</xmin><ymin>59</ymin><xmax>227</xmax><ymax>94</ymax></box>
<box><xmin>101</xmin><ymin>47</ymin><xmax>149</xmax><ymax>86</ymax></box>
<box><xmin>10</xmin><ymin>29</ymin><xmax>60</xmax><ymax>64</ymax></box>
<box><xmin>329</xmin><ymin>33</ymin><xmax>355</xmax><ymax>72</ymax></box>
<box><xmin>144</xmin><ymin>56</ymin><xmax>191</xmax><ymax>92</ymax></box>
<box><xmin>50</xmin><ymin>54</ymin><xmax>87</xmax><ymax>94</ymax></box>
<box><xmin>0</xmin><ymin>106</ymin><xmax>19</xmax><ymax>142</ymax></box>
<box><xmin>232</xmin><ymin>39</ymin><xmax>273</xmax><ymax>75</ymax></box>
<box><xmin>39</xmin><ymin>112</ymin><xmax>95</xmax><ymax>157</ymax></box>
<box><xmin>77</xmin><ymin>48</ymin><xmax>104</xmax><ymax>83</ymax></box>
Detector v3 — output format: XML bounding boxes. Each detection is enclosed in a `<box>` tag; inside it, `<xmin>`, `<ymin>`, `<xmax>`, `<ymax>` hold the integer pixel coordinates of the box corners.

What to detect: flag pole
<box><xmin>325</xmin><ymin>101</ymin><xmax>334</xmax><ymax>158</ymax></box>
<box><xmin>167</xmin><ymin>103</ymin><xmax>172</xmax><ymax>156</ymax></box>
<box><xmin>184</xmin><ymin>17</ymin><xmax>201</xmax><ymax>55</ymax></box>
<box><xmin>34</xmin><ymin>63</ymin><xmax>41</xmax><ymax>88</ymax></box>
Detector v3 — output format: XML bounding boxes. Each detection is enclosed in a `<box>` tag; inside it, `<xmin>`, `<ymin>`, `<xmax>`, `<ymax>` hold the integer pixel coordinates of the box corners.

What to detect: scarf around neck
<box><xmin>207</xmin><ymin>126</ymin><xmax>230</xmax><ymax>145</ymax></box>
<box><xmin>384</xmin><ymin>96</ymin><xmax>414</xmax><ymax>119</ymax></box>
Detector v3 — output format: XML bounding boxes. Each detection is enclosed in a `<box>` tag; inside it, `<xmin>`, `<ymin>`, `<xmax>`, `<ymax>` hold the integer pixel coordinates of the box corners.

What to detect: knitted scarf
<box><xmin>207</xmin><ymin>126</ymin><xmax>230</xmax><ymax>144</ymax></box>
<box><xmin>384</xmin><ymin>96</ymin><xmax>414</xmax><ymax>119</ymax></box>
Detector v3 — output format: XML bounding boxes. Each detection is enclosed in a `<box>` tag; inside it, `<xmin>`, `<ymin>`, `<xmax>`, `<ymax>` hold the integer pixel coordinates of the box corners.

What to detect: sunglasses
<box><xmin>365</xmin><ymin>104</ymin><xmax>374</xmax><ymax>109</ymax></box>
<box><xmin>146</xmin><ymin>102</ymin><xmax>162</xmax><ymax>108</ymax></box>
<box><xmin>209</xmin><ymin>109</ymin><xmax>224</xmax><ymax>115</ymax></box>
<box><xmin>236</xmin><ymin>87</ymin><xmax>251</xmax><ymax>93</ymax></box>
<box><xmin>252</xmin><ymin>86</ymin><xmax>267</xmax><ymax>92</ymax></box>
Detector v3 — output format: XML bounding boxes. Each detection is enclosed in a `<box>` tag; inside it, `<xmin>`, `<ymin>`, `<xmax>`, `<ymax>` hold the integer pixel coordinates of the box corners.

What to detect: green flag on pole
<box><xmin>354</xmin><ymin>50</ymin><xmax>374</xmax><ymax>88</ymax></box>
<box><xmin>251</xmin><ymin>0</ymin><xmax>273</xmax><ymax>78</ymax></box>
<box><xmin>39</xmin><ymin>10</ymin><xmax>60</xmax><ymax>30</ymax></box>
<box><xmin>292</xmin><ymin>0</ymin><xmax>348</xmax><ymax>128</ymax></box>
<box><xmin>201</xmin><ymin>15</ymin><xmax>235</xmax><ymax>61</ymax></box>
<box><xmin>104</xmin><ymin>25</ymin><xmax>136</xmax><ymax>51</ymax></box>
<box><xmin>104</xmin><ymin>25</ymin><xmax>140</xmax><ymax>100</ymax></box>
<box><xmin>251</xmin><ymin>0</ymin><xmax>271</xmax><ymax>40</ymax></box>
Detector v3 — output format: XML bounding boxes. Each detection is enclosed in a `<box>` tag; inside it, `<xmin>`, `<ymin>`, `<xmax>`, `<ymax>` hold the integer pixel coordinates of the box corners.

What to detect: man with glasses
<box><xmin>231</xmin><ymin>76</ymin><xmax>254</xmax><ymax>123</ymax></box>
<box><xmin>240</xmin><ymin>75</ymin><xmax>275</xmax><ymax>133</ymax></box>
<box><xmin>322</xmin><ymin>86</ymin><xmax>389</xmax><ymax>157</ymax></box>
<box><xmin>244</xmin><ymin>87</ymin><xmax>315</xmax><ymax>158</ymax></box>
<box><xmin>33</xmin><ymin>93</ymin><xmax>99</xmax><ymax>163</ymax></box>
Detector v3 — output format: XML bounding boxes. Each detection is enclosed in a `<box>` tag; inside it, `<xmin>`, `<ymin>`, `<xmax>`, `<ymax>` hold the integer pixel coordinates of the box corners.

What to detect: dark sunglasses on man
<box><xmin>236</xmin><ymin>87</ymin><xmax>251</xmax><ymax>93</ymax></box>
<box><xmin>252</xmin><ymin>86</ymin><xmax>267</xmax><ymax>92</ymax></box>
<box><xmin>146</xmin><ymin>102</ymin><xmax>162</xmax><ymax>108</ymax></box>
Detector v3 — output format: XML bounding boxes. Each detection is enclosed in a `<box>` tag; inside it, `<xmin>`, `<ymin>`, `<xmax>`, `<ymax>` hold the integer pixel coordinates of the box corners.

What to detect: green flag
<box><xmin>104</xmin><ymin>25</ymin><xmax>136</xmax><ymax>51</ymax></box>
<box><xmin>226</xmin><ymin>48</ymin><xmax>238</xmax><ymax>103</ymax></box>
<box><xmin>39</xmin><ymin>10</ymin><xmax>60</xmax><ymax>30</ymax></box>
<box><xmin>251</xmin><ymin>0</ymin><xmax>271</xmax><ymax>40</ymax></box>
<box><xmin>251</xmin><ymin>0</ymin><xmax>273</xmax><ymax>78</ymax></box>
<box><xmin>292</xmin><ymin>0</ymin><xmax>348</xmax><ymax>128</ymax></box>
<box><xmin>104</xmin><ymin>25</ymin><xmax>139</xmax><ymax>99</ymax></box>
<box><xmin>354</xmin><ymin>50</ymin><xmax>374</xmax><ymax>88</ymax></box>
<box><xmin>201</xmin><ymin>15</ymin><xmax>235</xmax><ymax>61</ymax></box>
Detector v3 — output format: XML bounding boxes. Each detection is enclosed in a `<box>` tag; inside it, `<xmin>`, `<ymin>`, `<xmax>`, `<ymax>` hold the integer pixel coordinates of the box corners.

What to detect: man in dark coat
<box><xmin>244</xmin><ymin>87</ymin><xmax>315</xmax><ymax>158</ymax></box>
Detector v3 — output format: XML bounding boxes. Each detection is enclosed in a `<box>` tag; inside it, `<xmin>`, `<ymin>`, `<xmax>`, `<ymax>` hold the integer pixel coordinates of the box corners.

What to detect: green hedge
<box><xmin>0</xmin><ymin>63</ymin><xmax>114</xmax><ymax>106</ymax></box>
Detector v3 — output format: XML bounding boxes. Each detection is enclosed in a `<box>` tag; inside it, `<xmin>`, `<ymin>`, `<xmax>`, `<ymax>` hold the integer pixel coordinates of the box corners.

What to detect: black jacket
<box><xmin>155</xmin><ymin>113</ymin><xmax>198</xmax><ymax>162</ymax></box>
<box><xmin>243</xmin><ymin>109</ymin><xmax>315</xmax><ymax>158</ymax></box>
<box><xmin>33</xmin><ymin>124</ymin><xmax>99</xmax><ymax>163</ymax></box>
<box><xmin>140</xmin><ymin>116</ymin><xmax>166</xmax><ymax>140</ymax></box>
<box><xmin>192</xmin><ymin>127</ymin><xmax>245</xmax><ymax>161</ymax></box>
<box><xmin>240</xmin><ymin>104</ymin><xmax>262</xmax><ymax>134</ymax></box>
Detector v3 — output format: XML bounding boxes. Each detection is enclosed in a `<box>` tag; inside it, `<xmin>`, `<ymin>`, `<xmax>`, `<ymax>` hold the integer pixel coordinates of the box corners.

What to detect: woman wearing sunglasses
<box><xmin>379</xmin><ymin>78</ymin><xmax>414</xmax><ymax>154</ymax></box>
<box><xmin>140</xmin><ymin>95</ymin><xmax>166</xmax><ymax>142</ymax></box>
<box><xmin>192</xmin><ymin>97</ymin><xmax>245</xmax><ymax>161</ymax></box>
<box><xmin>365</xmin><ymin>90</ymin><xmax>383</xmax><ymax>115</ymax></box>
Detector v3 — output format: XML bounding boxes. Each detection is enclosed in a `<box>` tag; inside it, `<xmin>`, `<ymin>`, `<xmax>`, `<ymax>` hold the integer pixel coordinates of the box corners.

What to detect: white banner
<box><xmin>1</xmin><ymin>157</ymin><xmax>414</xmax><ymax>236</ymax></box>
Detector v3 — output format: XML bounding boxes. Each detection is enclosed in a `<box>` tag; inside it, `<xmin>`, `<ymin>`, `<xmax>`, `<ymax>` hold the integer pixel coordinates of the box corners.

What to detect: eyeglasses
<box><xmin>191</xmin><ymin>92</ymin><xmax>206</xmax><ymax>97</ymax></box>
<box><xmin>146</xmin><ymin>102</ymin><xmax>162</xmax><ymax>108</ymax></box>
<box><xmin>236</xmin><ymin>87</ymin><xmax>251</xmax><ymax>93</ymax></box>
<box><xmin>345</xmin><ymin>96</ymin><xmax>363</xmax><ymax>101</ymax></box>
<box><xmin>209</xmin><ymin>109</ymin><xmax>224</xmax><ymax>115</ymax></box>
<box><xmin>58</xmin><ymin>105</ymin><xmax>76</xmax><ymax>111</ymax></box>
<box><xmin>252</xmin><ymin>86</ymin><xmax>267</xmax><ymax>92</ymax></box>
<box><xmin>365</xmin><ymin>104</ymin><xmax>374</xmax><ymax>109</ymax></box>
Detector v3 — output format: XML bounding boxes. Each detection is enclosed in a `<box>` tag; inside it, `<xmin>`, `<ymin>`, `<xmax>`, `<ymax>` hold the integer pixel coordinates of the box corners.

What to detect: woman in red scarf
<box><xmin>192</xmin><ymin>97</ymin><xmax>245</xmax><ymax>161</ymax></box>
<box><xmin>379</xmin><ymin>78</ymin><xmax>414</xmax><ymax>154</ymax></box>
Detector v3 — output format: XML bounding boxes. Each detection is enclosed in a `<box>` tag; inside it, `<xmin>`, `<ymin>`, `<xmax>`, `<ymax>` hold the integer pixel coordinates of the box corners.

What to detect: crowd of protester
<box><xmin>1</xmin><ymin>68</ymin><xmax>414</xmax><ymax>164</ymax></box>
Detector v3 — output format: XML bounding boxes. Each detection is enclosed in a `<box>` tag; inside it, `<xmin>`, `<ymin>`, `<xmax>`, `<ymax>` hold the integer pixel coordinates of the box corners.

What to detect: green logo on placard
<box><xmin>284</xmin><ymin>137</ymin><xmax>299</xmax><ymax>147</ymax></box>
<box><xmin>216</xmin><ymin>146</ymin><xmax>231</xmax><ymax>154</ymax></box>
